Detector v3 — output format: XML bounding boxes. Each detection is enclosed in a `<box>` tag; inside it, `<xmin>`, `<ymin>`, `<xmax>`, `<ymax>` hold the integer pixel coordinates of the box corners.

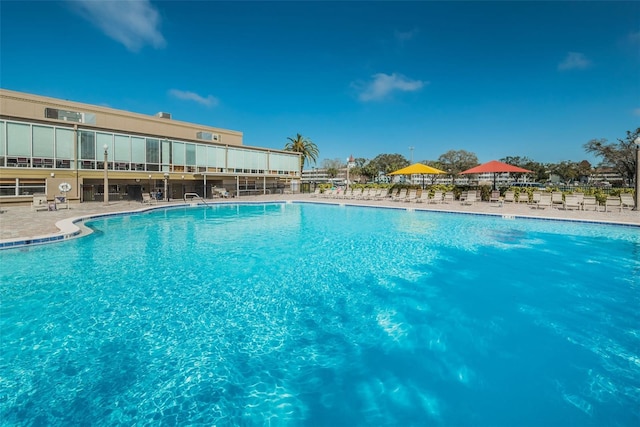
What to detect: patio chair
<box><xmin>443</xmin><ymin>191</ymin><xmax>455</xmax><ymax>203</ymax></box>
<box><xmin>503</xmin><ymin>191</ymin><xmax>515</xmax><ymax>203</ymax></box>
<box><xmin>620</xmin><ymin>193</ymin><xmax>635</xmax><ymax>210</ymax></box>
<box><xmin>462</xmin><ymin>191</ymin><xmax>476</xmax><ymax>205</ymax></box>
<box><xmin>563</xmin><ymin>194</ymin><xmax>581</xmax><ymax>210</ymax></box>
<box><xmin>405</xmin><ymin>189</ymin><xmax>418</xmax><ymax>202</ymax></box>
<box><xmin>489</xmin><ymin>191</ymin><xmax>501</xmax><ymax>204</ymax></box>
<box><xmin>310</xmin><ymin>188</ymin><xmax>321</xmax><ymax>197</ymax></box>
<box><xmin>604</xmin><ymin>196</ymin><xmax>622</xmax><ymax>212</ymax></box>
<box><xmin>429</xmin><ymin>191</ymin><xmax>443</xmax><ymax>204</ymax></box>
<box><xmin>350</xmin><ymin>188</ymin><xmax>362</xmax><ymax>199</ymax></box>
<box><xmin>142</xmin><ymin>193</ymin><xmax>157</xmax><ymax>205</ymax></box>
<box><xmin>535</xmin><ymin>193</ymin><xmax>552</xmax><ymax>209</ymax></box>
<box><xmin>517</xmin><ymin>192</ymin><xmax>529</xmax><ymax>204</ymax></box>
<box><xmin>416</xmin><ymin>190</ymin><xmax>430</xmax><ymax>203</ymax></box>
<box><xmin>31</xmin><ymin>194</ymin><xmax>49</xmax><ymax>211</ymax></box>
<box><xmin>54</xmin><ymin>195</ymin><xmax>69</xmax><ymax>210</ymax></box>
<box><xmin>551</xmin><ymin>192</ymin><xmax>564</xmax><ymax>208</ymax></box>
<box><xmin>581</xmin><ymin>195</ymin><xmax>599</xmax><ymax>211</ymax></box>
<box><xmin>375</xmin><ymin>188</ymin><xmax>389</xmax><ymax>200</ymax></box>
<box><xmin>393</xmin><ymin>188</ymin><xmax>407</xmax><ymax>201</ymax></box>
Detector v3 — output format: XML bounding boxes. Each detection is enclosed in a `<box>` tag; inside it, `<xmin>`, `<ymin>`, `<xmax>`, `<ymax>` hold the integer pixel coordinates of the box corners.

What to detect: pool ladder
<box><xmin>183</xmin><ymin>192</ymin><xmax>210</xmax><ymax>207</ymax></box>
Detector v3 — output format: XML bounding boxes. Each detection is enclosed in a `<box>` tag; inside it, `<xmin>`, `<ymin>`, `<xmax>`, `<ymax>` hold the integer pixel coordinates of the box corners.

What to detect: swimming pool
<box><xmin>1</xmin><ymin>203</ymin><xmax>638</xmax><ymax>426</ymax></box>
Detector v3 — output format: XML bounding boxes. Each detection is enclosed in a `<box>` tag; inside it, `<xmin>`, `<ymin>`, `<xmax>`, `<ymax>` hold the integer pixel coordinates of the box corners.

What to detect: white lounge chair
<box><xmin>416</xmin><ymin>190</ymin><xmax>430</xmax><ymax>203</ymax></box>
<box><xmin>551</xmin><ymin>192</ymin><xmax>564</xmax><ymax>208</ymax></box>
<box><xmin>443</xmin><ymin>191</ymin><xmax>454</xmax><ymax>203</ymax></box>
<box><xmin>54</xmin><ymin>195</ymin><xmax>69</xmax><ymax>210</ymax></box>
<box><xmin>429</xmin><ymin>191</ymin><xmax>443</xmax><ymax>204</ymax></box>
<box><xmin>489</xmin><ymin>191</ymin><xmax>501</xmax><ymax>204</ymax></box>
<box><xmin>518</xmin><ymin>192</ymin><xmax>529</xmax><ymax>204</ymax></box>
<box><xmin>31</xmin><ymin>194</ymin><xmax>49</xmax><ymax>211</ymax></box>
<box><xmin>604</xmin><ymin>196</ymin><xmax>622</xmax><ymax>212</ymax></box>
<box><xmin>535</xmin><ymin>193</ymin><xmax>552</xmax><ymax>209</ymax></box>
<box><xmin>503</xmin><ymin>191</ymin><xmax>515</xmax><ymax>203</ymax></box>
<box><xmin>142</xmin><ymin>193</ymin><xmax>157</xmax><ymax>205</ymax></box>
<box><xmin>393</xmin><ymin>188</ymin><xmax>407</xmax><ymax>201</ymax></box>
<box><xmin>563</xmin><ymin>194</ymin><xmax>581</xmax><ymax>210</ymax></box>
<box><xmin>375</xmin><ymin>188</ymin><xmax>389</xmax><ymax>200</ymax></box>
<box><xmin>462</xmin><ymin>191</ymin><xmax>476</xmax><ymax>205</ymax></box>
<box><xmin>620</xmin><ymin>193</ymin><xmax>634</xmax><ymax>210</ymax></box>
<box><xmin>582</xmin><ymin>195</ymin><xmax>599</xmax><ymax>211</ymax></box>
<box><xmin>405</xmin><ymin>189</ymin><xmax>418</xmax><ymax>202</ymax></box>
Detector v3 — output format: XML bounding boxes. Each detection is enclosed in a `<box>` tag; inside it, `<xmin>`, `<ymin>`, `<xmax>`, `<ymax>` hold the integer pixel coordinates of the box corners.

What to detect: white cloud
<box><xmin>354</xmin><ymin>73</ymin><xmax>426</xmax><ymax>102</ymax></box>
<box><xmin>169</xmin><ymin>89</ymin><xmax>219</xmax><ymax>107</ymax></box>
<box><xmin>558</xmin><ymin>52</ymin><xmax>591</xmax><ymax>71</ymax></box>
<box><xmin>70</xmin><ymin>0</ymin><xmax>165</xmax><ymax>52</ymax></box>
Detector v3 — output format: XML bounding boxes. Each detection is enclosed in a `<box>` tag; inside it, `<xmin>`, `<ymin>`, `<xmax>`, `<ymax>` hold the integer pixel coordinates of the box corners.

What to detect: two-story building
<box><xmin>0</xmin><ymin>89</ymin><xmax>301</xmax><ymax>205</ymax></box>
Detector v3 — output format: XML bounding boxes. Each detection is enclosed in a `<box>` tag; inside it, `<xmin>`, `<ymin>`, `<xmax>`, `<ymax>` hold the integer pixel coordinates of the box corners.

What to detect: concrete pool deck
<box><xmin>1</xmin><ymin>193</ymin><xmax>638</xmax><ymax>246</ymax></box>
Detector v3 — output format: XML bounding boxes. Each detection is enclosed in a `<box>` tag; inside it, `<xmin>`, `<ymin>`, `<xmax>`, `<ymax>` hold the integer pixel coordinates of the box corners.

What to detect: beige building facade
<box><xmin>0</xmin><ymin>89</ymin><xmax>300</xmax><ymax>205</ymax></box>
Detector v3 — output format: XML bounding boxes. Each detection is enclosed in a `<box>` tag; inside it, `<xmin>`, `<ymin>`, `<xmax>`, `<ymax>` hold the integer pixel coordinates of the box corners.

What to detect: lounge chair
<box><xmin>346</xmin><ymin>188</ymin><xmax>359</xmax><ymax>199</ymax></box>
<box><xmin>582</xmin><ymin>195</ymin><xmax>599</xmax><ymax>211</ymax></box>
<box><xmin>604</xmin><ymin>196</ymin><xmax>622</xmax><ymax>212</ymax></box>
<box><xmin>416</xmin><ymin>190</ymin><xmax>430</xmax><ymax>203</ymax></box>
<box><xmin>375</xmin><ymin>188</ymin><xmax>389</xmax><ymax>200</ymax></box>
<box><xmin>563</xmin><ymin>194</ymin><xmax>581</xmax><ymax>210</ymax></box>
<box><xmin>551</xmin><ymin>192</ymin><xmax>564</xmax><ymax>208</ymax></box>
<box><xmin>620</xmin><ymin>193</ymin><xmax>635</xmax><ymax>210</ymax></box>
<box><xmin>531</xmin><ymin>191</ymin><xmax>541</xmax><ymax>204</ymax></box>
<box><xmin>31</xmin><ymin>194</ymin><xmax>49</xmax><ymax>211</ymax></box>
<box><xmin>535</xmin><ymin>193</ymin><xmax>552</xmax><ymax>209</ymax></box>
<box><xmin>517</xmin><ymin>192</ymin><xmax>529</xmax><ymax>204</ymax></box>
<box><xmin>489</xmin><ymin>190</ymin><xmax>501</xmax><ymax>204</ymax></box>
<box><xmin>142</xmin><ymin>193</ymin><xmax>157</xmax><ymax>205</ymax></box>
<box><xmin>429</xmin><ymin>191</ymin><xmax>443</xmax><ymax>204</ymax></box>
<box><xmin>503</xmin><ymin>191</ymin><xmax>515</xmax><ymax>203</ymax></box>
<box><xmin>405</xmin><ymin>189</ymin><xmax>418</xmax><ymax>202</ymax></box>
<box><xmin>574</xmin><ymin>193</ymin><xmax>584</xmax><ymax>206</ymax></box>
<box><xmin>443</xmin><ymin>191</ymin><xmax>454</xmax><ymax>203</ymax></box>
<box><xmin>462</xmin><ymin>191</ymin><xmax>476</xmax><ymax>205</ymax></box>
<box><xmin>310</xmin><ymin>188</ymin><xmax>321</xmax><ymax>197</ymax></box>
<box><xmin>393</xmin><ymin>188</ymin><xmax>407</xmax><ymax>201</ymax></box>
<box><xmin>54</xmin><ymin>195</ymin><xmax>69</xmax><ymax>210</ymax></box>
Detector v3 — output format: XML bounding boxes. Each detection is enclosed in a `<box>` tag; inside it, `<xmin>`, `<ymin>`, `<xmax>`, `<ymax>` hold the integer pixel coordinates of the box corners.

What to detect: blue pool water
<box><xmin>1</xmin><ymin>203</ymin><xmax>639</xmax><ymax>426</ymax></box>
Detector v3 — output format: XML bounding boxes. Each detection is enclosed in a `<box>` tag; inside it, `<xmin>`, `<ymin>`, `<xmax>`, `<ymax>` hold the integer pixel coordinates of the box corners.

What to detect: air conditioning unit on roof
<box><xmin>156</xmin><ymin>112</ymin><xmax>172</xmax><ymax>119</ymax></box>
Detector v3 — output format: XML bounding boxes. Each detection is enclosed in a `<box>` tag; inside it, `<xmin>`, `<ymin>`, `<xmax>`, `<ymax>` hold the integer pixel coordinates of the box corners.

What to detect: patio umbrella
<box><xmin>389</xmin><ymin>163</ymin><xmax>447</xmax><ymax>188</ymax></box>
<box><xmin>459</xmin><ymin>160</ymin><xmax>532</xmax><ymax>189</ymax></box>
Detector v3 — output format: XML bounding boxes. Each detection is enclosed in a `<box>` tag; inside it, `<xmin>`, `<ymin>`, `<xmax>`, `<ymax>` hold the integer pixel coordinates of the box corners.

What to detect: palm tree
<box><xmin>284</xmin><ymin>133</ymin><xmax>319</xmax><ymax>175</ymax></box>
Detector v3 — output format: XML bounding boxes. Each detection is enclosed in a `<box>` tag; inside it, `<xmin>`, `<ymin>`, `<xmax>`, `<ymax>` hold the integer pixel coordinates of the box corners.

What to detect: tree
<box><xmin>548</xmin><ymin>161</ymin><xmax>580</xmax><ymax>183</ymax></box>
<box><xmin>366</xmin><ymin>154</ymin><xmax>409</xmax><ymax>179</ymax></box>
<box><xmin>284</xmin><ymin>133</ymin><xmax>319</xmax><ymax>175</ymax></box>
<box><xmin>584</xmin><ymin>128</ymin><xmax>639</xmax><ymax>186</ymax></box>
<box><xmin>437</xmin><ymin>150</ymin><xmax>478</xmax><ymax>175</ymax></box>
<box><xmin>501</xmin><ymin>156</ymin><xmax>548</xmax><ymax>182</ymax></box>
<box><xmin>322</xmin><ymin>158</ymin><xmax>343</xmax><ymax>181</ymax></box>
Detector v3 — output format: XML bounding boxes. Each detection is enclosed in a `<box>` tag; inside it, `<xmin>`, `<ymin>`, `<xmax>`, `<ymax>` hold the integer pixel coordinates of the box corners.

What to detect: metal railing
<box><xmin>183</xmin><ymin>192</ymin><xmax>210</xmax><ymax>207</ymax></box>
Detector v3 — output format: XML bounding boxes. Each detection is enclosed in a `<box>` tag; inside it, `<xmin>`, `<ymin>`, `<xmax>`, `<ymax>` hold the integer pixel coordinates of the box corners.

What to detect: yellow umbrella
<box><xmin>389</xmin><ymin>163</ymin><xmax>447</xmax><ymax>188</ymax></box>
<box><xmin>389</xmin><ymin>163</ymin><xmax>447</xmax><ymax>176</ymax></box>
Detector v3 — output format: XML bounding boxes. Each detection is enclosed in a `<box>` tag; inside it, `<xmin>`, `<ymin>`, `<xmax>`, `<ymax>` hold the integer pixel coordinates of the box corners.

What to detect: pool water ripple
<box><xmin>1</xmin><ymin>203</ymin><xmax>639</xmax><ymax>426</ymax></box>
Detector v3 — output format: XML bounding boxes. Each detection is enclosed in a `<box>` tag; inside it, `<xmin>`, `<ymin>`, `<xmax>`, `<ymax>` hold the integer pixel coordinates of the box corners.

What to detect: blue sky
<box><xmin>1</xmin><ymin>1</ymin><xmax>638</xmax><ymax>166</ymax></box>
